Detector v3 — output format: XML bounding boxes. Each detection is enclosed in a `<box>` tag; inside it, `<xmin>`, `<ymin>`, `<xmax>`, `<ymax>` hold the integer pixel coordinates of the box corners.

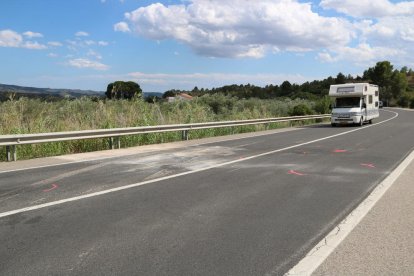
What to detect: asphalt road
<box><xmin>1</xmin><ymin>109</ymin><xmax>413</xmax><ymax>275</ymax></box>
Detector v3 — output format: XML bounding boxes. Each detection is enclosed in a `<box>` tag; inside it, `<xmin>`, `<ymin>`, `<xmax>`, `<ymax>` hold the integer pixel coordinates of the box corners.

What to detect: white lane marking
<box><xmin>0</xmin><ymin>111</ymin><xmax>399</xmax><ymax>219</ymax></box>
<box><xmin>284</xmin><ymin>148</ymin><xmax>414</xmax><ymax>276</ymax></box>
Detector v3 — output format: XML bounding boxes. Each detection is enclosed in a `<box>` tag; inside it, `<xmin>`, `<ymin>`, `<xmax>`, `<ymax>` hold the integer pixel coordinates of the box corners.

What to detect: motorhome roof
<box><xmin>328</xmin><ymin>83</ymin><xmax>378</xmax><ymax>97</ymax></box>
<box><xmin>330</xmin><ymin>83</ymin><xmax>378</xmax><ymax>89</ymax></box>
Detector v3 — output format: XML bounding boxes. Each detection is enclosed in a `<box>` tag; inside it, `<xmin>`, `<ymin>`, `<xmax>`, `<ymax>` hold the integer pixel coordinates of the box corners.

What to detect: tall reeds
<box><xmin>0</xmin><ymin>95</ymin><xmax>319</xmax><ymax>161</ymax></box>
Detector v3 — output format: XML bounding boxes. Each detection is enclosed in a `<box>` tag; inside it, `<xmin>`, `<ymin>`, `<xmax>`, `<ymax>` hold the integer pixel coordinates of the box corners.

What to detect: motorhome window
<box><xmin>335</xmin><ymin>97</ymin><xmax>361</xmax><ymax>108</ymax></box>
<box><xmin>375</xmin><ymin>91</ymin><xmax>379</xmax><ymax>96</ymax></box>
<box><xmin>337</xmin><ymin>87</ymin><xmax>354</xmax><ymax>93</ymax></box>
<box><xmin>375</xmin><ymin>101</ymin><xmax>379</xmax><ymax>107</ymax></box>
<box><xmin>369</xmin><ymin>95</ymin><xmax>373</xmax><ymax>104</ymax></box>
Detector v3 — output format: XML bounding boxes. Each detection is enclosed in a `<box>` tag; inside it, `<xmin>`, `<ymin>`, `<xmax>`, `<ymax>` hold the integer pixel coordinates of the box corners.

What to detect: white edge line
<box><xmin>285</xmin><ymin>148</ymin><xmax>414</xmax><ymax>276</ymax></box>
<box><xmin>0</xmin><ymin>111</ymin><xmax>398</xmax><ymax>219</ymax></box>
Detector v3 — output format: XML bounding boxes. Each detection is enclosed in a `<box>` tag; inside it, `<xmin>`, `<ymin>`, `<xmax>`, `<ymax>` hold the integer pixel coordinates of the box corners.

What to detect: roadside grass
<box><xmin>0</xmin><ymin>96</ymin><xmax>326</xmax><ymax>161</ymax></box>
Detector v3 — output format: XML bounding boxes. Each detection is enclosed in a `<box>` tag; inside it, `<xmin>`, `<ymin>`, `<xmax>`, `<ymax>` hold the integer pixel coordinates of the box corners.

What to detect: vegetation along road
<box><xmin>1</xmin><ymin>108</ymin><xmax>413</xmax><ymax>275</ymax></box>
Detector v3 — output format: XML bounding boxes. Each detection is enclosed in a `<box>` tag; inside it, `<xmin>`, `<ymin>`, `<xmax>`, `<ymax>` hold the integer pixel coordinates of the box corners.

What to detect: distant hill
<box><xmin>0</xmin><ymin>83</ymin><xmax>164</xmax><ymax>101</ymax></box>
<box><xmin>143</xmin><ymin>92</ymin><xmax>164</xmax><ymax>98</ymax></box>
<box><xmin>0</xmin><ymin>83</ymin><xmax>104</xmax><ymax>101</ymax></box>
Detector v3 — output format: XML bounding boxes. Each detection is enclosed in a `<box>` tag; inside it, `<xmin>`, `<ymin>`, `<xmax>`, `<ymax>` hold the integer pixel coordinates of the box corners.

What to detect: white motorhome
<box><xmin>329</xmin><ymin>83</ymin><xmax>380</xmax><ymax>126</ymax></box>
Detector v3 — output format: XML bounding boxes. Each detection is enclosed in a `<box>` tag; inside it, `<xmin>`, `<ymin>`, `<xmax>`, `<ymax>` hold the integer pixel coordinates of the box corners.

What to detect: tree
<box><xmin>280</xmin><ymin>81</ymin><xmax>292</xmax><ymax>97</ymax></box>
<box><xmin>390</xmin><ymin>70</ymin><xmax>408</xmax><ymax>100</ymax></box>
<box><xmin>335</xmin><ymin>72</ymin><xmax>346</xmax><ymax>84</ymax></box>
<box><xmin>363</xmin><ymin>61</ymin><xmax>394</xmax><ymax>88</ymax></box>
<box><xmin>105</xmin><ymin>81</ymin><xmax>142</xmax><ymax>100</ymax></box>
<box><xmin>400</xmin><ymin>66</ymin><xmax>408</xmax><ymax>74</ymax></box>
<box><xmin>162</xmin><ymin>89</ymin><xmax>180</xmax><ymax>98</ymax></box>
<box><xmin>363</xmin><ymin>61</ymin><xmax>394</xmax><ymax>104</ymax></box>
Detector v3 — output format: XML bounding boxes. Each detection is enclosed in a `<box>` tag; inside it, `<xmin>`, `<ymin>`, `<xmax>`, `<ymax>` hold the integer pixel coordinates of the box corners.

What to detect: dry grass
<box><xmin>0</xmin><ymin>96</ymin><xmax>319</xmax><ymax>161</ymax></box>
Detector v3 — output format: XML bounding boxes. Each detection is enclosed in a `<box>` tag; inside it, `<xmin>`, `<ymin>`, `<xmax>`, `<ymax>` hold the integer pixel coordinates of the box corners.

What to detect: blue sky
<box><xmin>1</xmin><ymin>0</ymin><xmax>413</xmax><ymax>92</ymax></box>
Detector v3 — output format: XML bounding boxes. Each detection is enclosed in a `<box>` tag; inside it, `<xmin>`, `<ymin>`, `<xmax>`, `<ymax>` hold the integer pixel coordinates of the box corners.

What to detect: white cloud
<box><xmin>114</xmin><ymin>21</ymin><xmax>130</xmax><ymax>32</ymax></box>
<box><xmin>358</xmin><ymin>16</ymin><xmax>414</xmax><ymax>43</ymax></box>
<box><xmin>121</xmin><ymin>0</ymin><xmax>354</xmax><ymax>58</ymax></box>
<box><xmin>87</xmin><ymin>49</ymin><xmax>103</xmax><ymax>60</ymax></box>
<box><xmin>23</xmin><ymin>31</ymin><xmax>43</xmax><ymax>38</ymax></box>
<box><xmin>128</xmin><ymin>71</ymin><xmax>310</xmax><ymax>90</ymax></box>
<box><xmin>85</xmin><ymin>40</ymin><xmax>96</xmax><ymax>45</ymax></box>
<box><xmin>48</xmin><ymin>41</ymin><xmax>63</xmax><ymax>47</ymax></box>
<box><xmin>320</xmin><ymin>0</ymin><xmax>414</xmax><ymax>18</ymax></box>
<box><xmin>65</xmin><ymin>39</ymin><xmax>108</xmax><ymax>48</ymax></box>
<box><xmin>0</xmin><ymin>29</ymin><xmax>23</xmax><ymax>47</ymax></box>
<box><xmin>67</xmin><ymin>40</ymin><xmax>78</xmax><ymax>46</ymax></box>
<box><xmin>319</xmin><ymin>0</ymin><xmax>414</xmax><ymax>66</ymax></box>
<box><xmin>75</xmin><ymin>31</ymin><xmax>89</xmax><ymax>37</ymax></box>
<box><xmin>401</xmin><ymin>28</ymin><xmax>414</xmax><ymax>42</ymax></box>
<box><xmin>67</xmin><ymin>58</ymin><xmax>109</xmax><ymax>70</ymax></box>
<box><xmin>1</xmin><ymin>29</ymin><xmax>47</xmax><ymax>50</ymax></box>
<box><xmin>48</xmin><ymin>53</ymin><xmax>58</xmax><ymax>58</ymax></box>
<box><xmin>23</xmin><ymin>41</ymin><xmax>48</xmax><ymax>50</ymax></box>
<box><xmin>318</xmin><ymin>43</ymin><xmax>404</xmax><ymax>65</ymax></box>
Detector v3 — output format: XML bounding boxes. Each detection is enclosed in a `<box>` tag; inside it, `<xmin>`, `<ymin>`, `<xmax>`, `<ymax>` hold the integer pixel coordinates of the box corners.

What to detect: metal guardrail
<box><xmin>0</xmin><ymin>114</ymin><xmax>330</xmax><ymax>161</ymax></box>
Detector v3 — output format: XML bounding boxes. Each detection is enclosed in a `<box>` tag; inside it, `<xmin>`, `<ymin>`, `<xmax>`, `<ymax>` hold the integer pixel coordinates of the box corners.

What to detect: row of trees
<box><xmin>106</xmin><ymin>61</ymin><xmax>413</xmax><ymax>107</ymax></box>
<box><xmin>163</xmin><ymin>61</ymin><xmax>413</xmax><ymax>106</ymax></box>
<box><xmin>363</xmin><ymin>62</ymin><xmax>412</xmax><ymax>106</ymax></box>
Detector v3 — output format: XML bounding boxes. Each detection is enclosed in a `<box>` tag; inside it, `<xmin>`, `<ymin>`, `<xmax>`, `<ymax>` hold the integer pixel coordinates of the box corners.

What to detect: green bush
<box><xmin>289</xmin><ymin>104</ymin><xmax>315</xmax><ymax>116</ymax></box>
<box><xmin>410</xmin><ymin>98</ymin><xmax>414</xmax><ymax>109</ymax></box>
<box><xmin>314</xmin><ymin>96</ymin><xmax>332</xmax><ymax>114</ymax></box>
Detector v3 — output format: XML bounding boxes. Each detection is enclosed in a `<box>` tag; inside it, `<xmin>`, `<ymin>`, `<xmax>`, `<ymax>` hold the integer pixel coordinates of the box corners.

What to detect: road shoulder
<box><xmin>286</xmin><ymin>149</ymin><xmax>414</xmax><ymax>276</ymax></box>
<box><xmin>313</xmin><ymin>151</ymin><xmax>414</xmax><ymax>275</ymax></box>
<box><xmin>0</xmin><ymin>127</ymin><xmax>300</xmax><ymax>173</ymax></box>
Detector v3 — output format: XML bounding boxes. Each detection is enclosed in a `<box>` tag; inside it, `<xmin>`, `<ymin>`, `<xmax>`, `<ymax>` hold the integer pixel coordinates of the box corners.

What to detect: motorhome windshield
<box><xmin>335</xmin><ymin>97</ymin><xmax>360</xmax><ymax>108</ymax></box>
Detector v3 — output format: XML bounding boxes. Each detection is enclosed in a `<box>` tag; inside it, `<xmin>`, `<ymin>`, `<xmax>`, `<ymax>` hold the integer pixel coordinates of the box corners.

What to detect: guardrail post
<box><xmin>6</xmin><ymin>146</ymin><xmax>11</xmax><ymax>162</ymax></box>
<box><xmin>109</xmin><ymin>137</ymin><xmax>114</xmax><ymax>150</ymax></box>
<box><xmin>12</xmin><ymin>145</ymin><xmax>17</xmax><ymax>161</ymax></box>
<box><xmin>5</xmin><ymin>145</ymin><xmax>17</xmax><ymax>162</ymax></box>
<box><xmin>182</xmin><ymin>130</ymin><xmax>189</xmax><ymax>141</ymax></box>
<box><xmin>116</xmin><ymin>137</ymin><xmax>121</xmax><ymax>149</ymax></box>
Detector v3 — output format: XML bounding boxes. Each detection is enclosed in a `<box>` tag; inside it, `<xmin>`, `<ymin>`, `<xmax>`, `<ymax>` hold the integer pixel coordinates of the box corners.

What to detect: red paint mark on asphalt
<box><xmin>288</xmin><ymin>170</ymin><xmax>306</xmax><ymax>176</ymax></box>
<box><xmin>43</xmin><ymin>184</ymin><xmax>58</xmax><ymax>192</ymax></box>
<box><xmin>333</xmin><ymin>149</ymin><xmax>347</xmax><ymax>153</ymax></box>
<box><xmin>361</xmin><ymin>163</ymin><xmax>376</xmax><ymax>169</ymax></box>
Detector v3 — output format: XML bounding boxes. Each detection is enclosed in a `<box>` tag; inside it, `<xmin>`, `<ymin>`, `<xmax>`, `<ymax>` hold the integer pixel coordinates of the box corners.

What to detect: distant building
<box><xmin>167</xmin><ymin>93</ymin><xmax>193</xmax><ymax>103</ymax></box>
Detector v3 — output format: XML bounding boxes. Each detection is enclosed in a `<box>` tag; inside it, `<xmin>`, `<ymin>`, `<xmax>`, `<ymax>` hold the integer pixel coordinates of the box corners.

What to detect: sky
<box><xmin>1</xmin><ymin>0</ymin><xmax>413</xmax><ymax>92</ymax></box>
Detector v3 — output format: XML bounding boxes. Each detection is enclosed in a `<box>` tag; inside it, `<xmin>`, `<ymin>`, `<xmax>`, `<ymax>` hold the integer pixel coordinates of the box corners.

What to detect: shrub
<box><xmin>289</xmin><ymin>104</ymin><xmax>314</xmax><ymax>116</ymax></box>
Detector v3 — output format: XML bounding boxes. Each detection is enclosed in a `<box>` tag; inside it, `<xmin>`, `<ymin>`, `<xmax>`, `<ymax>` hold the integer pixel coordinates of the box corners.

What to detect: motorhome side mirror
<box><xmin>329</xmin><ymin>104</ymin><xmax>332</xmax><ymax>109</ymax></box>
<box><xmin>362</xmin><ymin>103</ymin><xmax>366</xmax><ymax>108</ymax></box>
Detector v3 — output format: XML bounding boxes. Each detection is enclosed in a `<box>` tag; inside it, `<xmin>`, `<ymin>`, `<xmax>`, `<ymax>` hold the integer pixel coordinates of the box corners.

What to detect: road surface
<box><xmin>0</xmin><ymin>108</ymin><xmax>413</xmax><ymax>275</ymax></box>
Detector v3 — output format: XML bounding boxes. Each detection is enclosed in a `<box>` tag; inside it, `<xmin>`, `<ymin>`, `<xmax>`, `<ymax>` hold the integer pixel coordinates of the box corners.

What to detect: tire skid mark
<box><xmin>31</xmin><ymin>163</ymin><xmax>107</xmax><ymax>187</ymax></box>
